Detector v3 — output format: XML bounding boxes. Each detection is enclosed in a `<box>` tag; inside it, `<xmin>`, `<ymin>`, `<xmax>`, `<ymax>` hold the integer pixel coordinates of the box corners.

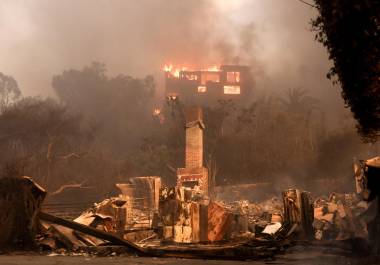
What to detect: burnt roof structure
<box><xmin>164</xmin><ymin>65</ymin><xmax>252</xmax><ymax>106</ymax></box>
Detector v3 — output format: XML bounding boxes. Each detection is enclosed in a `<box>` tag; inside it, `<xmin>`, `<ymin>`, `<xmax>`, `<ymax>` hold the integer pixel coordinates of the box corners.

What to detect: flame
<box><xmin>173</xmin><ymin>68</ymin><xmax>180</xmax><ymax>78</ymax></box>
<box><xmin>163</xmin><ymin>64</ymin><xmax>173</xmax><ymax>72</ymax></box>
<box><xmin>163</xmin><ymin>64</ymin><xmax>220</xmax><ymax>78</ymax></box>
<box><xmin>163</xmin><ymin>64</ymin><xmax>186</xmax><ymax>78</ymax></box>
<box><xmin>205</xmin><ymin>65</ymin><xmax>219</xmax><ymax>72</ymax></box>
<box><xmin>153</xmin><ymin>108</ymin><xmax>161</xmax><ymax>116</ymax></box>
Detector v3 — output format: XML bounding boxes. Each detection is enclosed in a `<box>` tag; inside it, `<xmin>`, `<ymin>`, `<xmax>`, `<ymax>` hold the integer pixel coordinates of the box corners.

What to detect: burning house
<box><xmin>164</xmin><ymin>64</ymin><xmax>252</xmax><ymax>105</ymax></box>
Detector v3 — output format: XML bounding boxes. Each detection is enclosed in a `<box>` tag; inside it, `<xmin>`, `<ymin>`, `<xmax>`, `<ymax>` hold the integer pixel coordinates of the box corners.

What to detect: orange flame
<box><xmin>163</xmin><ymin>64</ymin><xmax>220</xmax><ymax>78</ymax></box>
<box><xmin>153</xmin><ymin>108</ymin><xmax>161</xmax><ymax>116</ymax></box>
<box><xmin>205</xmin><ymin>65</ymin><xmax>219</xmax><ymax>72</ymax></box>
<box><xmin>173</xmin><ymin>68</ymin><xmax>180</xmax><ymax>78</ymax></box>
<box><xmin>163</xmin><ymin>64</ymin><xmax>185</xmax><ymax>78</ymax></box>
<box><xmin>163</xmin><ymin>64</ymin><xmax>173</xmax><ymax>72</ymax></box>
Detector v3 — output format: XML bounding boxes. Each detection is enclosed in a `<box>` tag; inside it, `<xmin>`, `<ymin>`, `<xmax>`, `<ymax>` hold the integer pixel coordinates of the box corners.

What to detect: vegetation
<box><xmin>0</xmin><ymin>64</ymin><xmax>379</xmax><ymax>196</ymax></box>
<box><xmin>312</xmin><ymin>0</ymin><xmax>380</xmax><ymax>140</ymax></box>
<box><xmin>0</xmin><ymin>72</ymin><xmax>21</xmax><ymax>111</ymax></box>
<box><xmin>142</xmin><ymin>88</ymin><xmax>379</xmax><ymax>185</ymax></box>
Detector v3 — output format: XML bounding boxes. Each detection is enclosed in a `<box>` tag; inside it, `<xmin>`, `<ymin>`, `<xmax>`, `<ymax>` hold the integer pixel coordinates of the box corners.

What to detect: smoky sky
<box><xmin>0</xmin><ymin>0</ymin><xmax>349</xmax><ymax>126</ymax></box>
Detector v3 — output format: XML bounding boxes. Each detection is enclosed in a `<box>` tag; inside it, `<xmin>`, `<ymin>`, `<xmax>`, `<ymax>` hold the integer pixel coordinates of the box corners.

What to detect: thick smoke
<box><xmin>0</xmin><ymin>0</ymin><xmax>378</xmax><ymax>193</ymax></box>
<box><xmin>0</xmin><ymin>0</ymin><xmax>218</xmax><ymax>94</ymax></box>
<box><xmin>0</xmin><ymin>0</ymin><xmax>353</xmax><ymax>126</ymax></box>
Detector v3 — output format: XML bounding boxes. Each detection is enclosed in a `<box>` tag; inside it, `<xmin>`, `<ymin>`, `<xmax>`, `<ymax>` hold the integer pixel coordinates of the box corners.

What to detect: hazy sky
<box><xmin>0</xmin><ymin>0</ymin><xmax>348</xmax><ymax>123</ymax></box>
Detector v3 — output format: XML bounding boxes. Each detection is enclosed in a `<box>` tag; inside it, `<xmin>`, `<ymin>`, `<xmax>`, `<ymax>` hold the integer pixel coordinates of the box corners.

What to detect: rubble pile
<box><xmin>313</xmin><ymin>193</ymin><xmax>368</xmax><ymax>241</ymax></box>
<box><xmin>2</xmin><ymin>174</ymin><xmax>379</xmax><ymax>260</ymax></box>
<box><xmin>2</xmin><ymin>138</ymin><xmax>379</xmax><ymax>260</ymax></box>
<box><xmin>222</xmin><ymin>197</ymin><xmax>284</xmax><ymax>238</ymax></box>
<box><xmin>31</xmin><ymin>178</ymin><xmax>290</xmax><ymax>260</ymax></box>
<box><xmin>159</xmin><ymin>186</ymin><xmax>208</xmax><ymax>243</ymax></box>
<box><xmin>33</xmin><ymin>180</ymin><xmax>376</xmax><ymax>258</ymax></box>
<box><xmin>247</xmin><ymin>197</ymin><xmax>283</xmax><ymax>224</ymax></box>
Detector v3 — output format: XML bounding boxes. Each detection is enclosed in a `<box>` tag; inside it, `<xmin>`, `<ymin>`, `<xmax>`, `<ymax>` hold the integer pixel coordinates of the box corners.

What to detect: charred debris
<box><xmin>1</xmin><ymin>106</ymin><xmax>380</xmax><ymax>260</ymax></box>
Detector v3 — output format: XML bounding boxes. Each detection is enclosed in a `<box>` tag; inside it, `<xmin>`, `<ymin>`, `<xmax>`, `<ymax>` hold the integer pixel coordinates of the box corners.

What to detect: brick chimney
<box><xmin>185</xmin><ymin>107</ymin><xmax>204</xmax><ymax>169</ymax></box>
<box><xmin>177</xmin><ymin>106</ymin><xmax>209</xmax><ymax>195</ymax></box>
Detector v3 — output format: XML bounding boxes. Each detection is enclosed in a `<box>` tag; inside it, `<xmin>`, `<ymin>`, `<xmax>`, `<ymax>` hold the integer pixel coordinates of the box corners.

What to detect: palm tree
<box><xmin>279</xmin><ymin>88</ymin><xmax>321</xmax><ymax>158</ymax></box>
<box><xmin>279</xmin><ymin>88</ymin><xmax>319</xmax><ymax>114</ymax></box>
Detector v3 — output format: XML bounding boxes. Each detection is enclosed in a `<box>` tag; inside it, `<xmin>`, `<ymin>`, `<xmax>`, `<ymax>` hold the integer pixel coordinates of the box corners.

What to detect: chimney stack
<box><xmin>185</xmin><ymin>107</ymin><xmax>204</xmax><ymax>169</ymax></box>
<box><xmin>177</xmin><ymin>106</ymin><xmax>209</xmax><ymax>195</ymax></box>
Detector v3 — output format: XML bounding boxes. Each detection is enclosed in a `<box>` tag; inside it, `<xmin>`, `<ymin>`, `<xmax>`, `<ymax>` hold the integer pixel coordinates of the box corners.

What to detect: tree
<box><xmin>0</xmin><ymin>72</ymin><xmax>21</xmax><ymax>111</ymax></box>
<box><xmin>279</xmin><ymin>88</ymin><xmax>319</xmax><ymax>114</ymax></box>
<box><xmin>52</xmin><ymin>62</ymin><xmax>156</xmax><ymax>155</ymax></box>
<box><xmin>0</xmin><ymin>97</ymin><xmax>91</xmax><ymax>189</ymax></box>
<box><xmin>312</xmin><ymin>0</ymin><xmax>380</xmax><ymax>140</ymax></box>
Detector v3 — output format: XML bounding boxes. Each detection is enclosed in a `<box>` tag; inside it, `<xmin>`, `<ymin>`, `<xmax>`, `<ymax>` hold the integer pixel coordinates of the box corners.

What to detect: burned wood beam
<box><xmin>38</xmin><ymin>211</ymin><xmax>146</xmax><ymax>255</ymax></box>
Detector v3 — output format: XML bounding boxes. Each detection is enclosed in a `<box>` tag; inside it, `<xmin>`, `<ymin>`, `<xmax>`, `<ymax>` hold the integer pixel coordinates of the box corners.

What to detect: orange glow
<box><xmin>173</xmin><ymin>68</ymin><xmax>180</xmax><ymax>78</ymax></box>
<box><xmin>153</xmin><ymin>108</ymin><xmax>161</xmax><ymax>116</ymax></box>
<box><xmin>201</xmin><ymin>72</ymin><xmax>220</xmax><ymax>85</ymax></box>
<box><xmin>205</xmin><ymin>65</ymin><xmax>219</xmax><ymax>72</ymax></box>
<box><xmin>167</xmin><ymin>94</ymin><xmax>178</xmax><ymax>101</ymax></box>
<box><xmin>224</xmin><ymin>85</ymin><xmax>240</xmax><ymax>94</ymax></box>
<box><xmin>163</xmin><ymin>64</ymin><xmax>220</xmax><ymax>79</ymax></box>
<box><xmin>163</xmin><ymin>64</ymin><xmax>173</xmax><ymax>72</ymax></box>
<box><xmin>224</xmin><ymin>86</ymin><xmax>240</xmax><ymax>95</ymax></box>
<box><xmin>163</xmin><ymin>64</ymin><xmax>188</xmax><ymax>78</ymax></box>
<box><xmin>197</xmin><ymin>85</ymin><xmax>207</xmax><ymax>93</ymax></box>
<box><xmin>227</xmin><ymin>71</ymin><xmax>241</xmax><ymax>83</ymax></box>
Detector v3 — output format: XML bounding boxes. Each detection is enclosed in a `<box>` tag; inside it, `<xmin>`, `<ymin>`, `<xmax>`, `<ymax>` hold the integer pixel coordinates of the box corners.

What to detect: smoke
<box><xmin>1</xmin><ymin>0</ymin><xmax>378</xmax><ymax>194</ymax></box>
<box><xmin>0</xmin><ymin>0</ymin><xmax>217</xmax><ymax>95</ymax></box>
<box><xmin>0</xmin><ymin>0</ymin><xmax>350</xmax><ymax>127</ymax></box>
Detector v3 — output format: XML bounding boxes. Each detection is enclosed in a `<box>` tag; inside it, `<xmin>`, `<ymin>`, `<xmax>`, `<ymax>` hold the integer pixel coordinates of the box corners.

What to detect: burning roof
<box><xmin>163</xmin><ymin>64</ymin><xmax>253</xmax><ymax>106</ymax></box>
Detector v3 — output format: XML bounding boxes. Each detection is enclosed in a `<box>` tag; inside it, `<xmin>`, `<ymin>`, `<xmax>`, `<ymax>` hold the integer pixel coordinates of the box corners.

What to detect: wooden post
<box><xmin>283</xmin><ymin>189</ymin><xmax>314</xmax><ymax>239</ymax></box>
